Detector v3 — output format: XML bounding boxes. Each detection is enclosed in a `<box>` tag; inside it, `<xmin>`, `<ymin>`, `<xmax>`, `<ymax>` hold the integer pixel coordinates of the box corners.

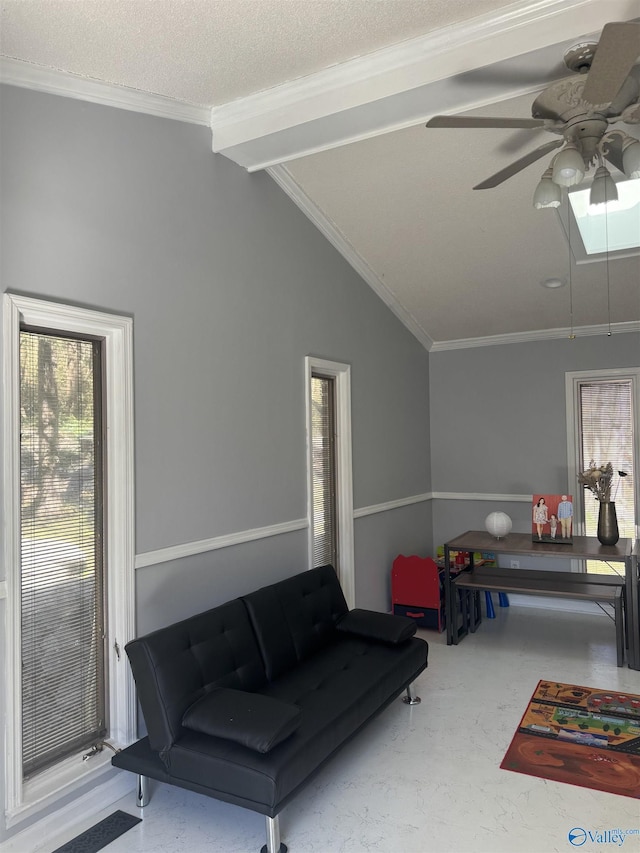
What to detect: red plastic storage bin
<box><xmin>391</xmin><ymin>555</ymin><xmax>444</xmax><ymax>632</ymax></box>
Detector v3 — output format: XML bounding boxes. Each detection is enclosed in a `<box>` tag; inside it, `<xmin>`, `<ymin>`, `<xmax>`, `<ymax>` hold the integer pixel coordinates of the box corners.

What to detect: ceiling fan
<box><xmin>426</xmin><ymin>21</ymin><xmax>640</xmax><ymax>202</ymax></box>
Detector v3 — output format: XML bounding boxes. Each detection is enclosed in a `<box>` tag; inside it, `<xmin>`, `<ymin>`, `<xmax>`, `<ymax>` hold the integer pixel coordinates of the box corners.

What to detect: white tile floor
<box><xmin>23</xmin><ymin>606</ymin><xmax>640</xmax><ymax>853</ymax></box>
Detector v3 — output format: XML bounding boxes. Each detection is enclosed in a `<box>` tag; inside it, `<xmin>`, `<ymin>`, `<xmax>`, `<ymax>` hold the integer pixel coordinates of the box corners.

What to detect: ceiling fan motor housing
<box><xmin>532</xmin><ymin>75</ymin><xmax>640</xmax><ymax>168</ymax></box>
<box><xmin>531</xmin><ymin>76</ymin><xmax>639</xmax><ymax>123</ymax></box>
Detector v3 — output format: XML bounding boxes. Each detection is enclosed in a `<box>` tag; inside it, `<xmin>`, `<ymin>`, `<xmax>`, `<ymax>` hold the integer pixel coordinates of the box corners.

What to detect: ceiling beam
<box><xmin>210</xmin><ymin>0</ymin><xmax>640</xmax><ymax>170</ymax></box>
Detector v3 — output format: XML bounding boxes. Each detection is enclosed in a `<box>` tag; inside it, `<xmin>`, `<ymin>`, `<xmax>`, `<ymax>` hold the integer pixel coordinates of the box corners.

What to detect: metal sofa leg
<box><xmin>136</xmin><ymin>774</ymin><xmax>150</xmax><ymax>808</ymax></box>
<box><xmin>260</xmin><ymin>814</ymin><xmax>287</xmax><ymax>853</ymax></box>
<box><xmin>402</xmin><ymin>682</ymin><xmax>421</xmax><ymax>705</ymax></box>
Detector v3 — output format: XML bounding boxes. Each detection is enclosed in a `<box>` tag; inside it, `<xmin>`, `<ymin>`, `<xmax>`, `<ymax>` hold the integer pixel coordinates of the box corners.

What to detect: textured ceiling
<box><xmin>1</xmin><ymin>0</ymin><xmax>515</xmax><ymax>105</ymax></box>
<box><xmin>1</xmin><ymin>0</ymin><xmax>639</xmax><ymax>346</ymax></box>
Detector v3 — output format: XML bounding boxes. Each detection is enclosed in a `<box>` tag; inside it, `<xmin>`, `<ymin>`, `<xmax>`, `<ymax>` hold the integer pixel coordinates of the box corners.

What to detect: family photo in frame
<box><xmin>532</xmin><ymin>494</ymin><xmax>573</xmax><ymax>544</ymax></box>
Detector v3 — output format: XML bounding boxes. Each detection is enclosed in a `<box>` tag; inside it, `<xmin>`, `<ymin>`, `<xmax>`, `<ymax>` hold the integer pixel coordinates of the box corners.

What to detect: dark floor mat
<box><xmin>51</xmin><ymin>810</ymin><xmax>141</xmax><ymax>853</ymax></box>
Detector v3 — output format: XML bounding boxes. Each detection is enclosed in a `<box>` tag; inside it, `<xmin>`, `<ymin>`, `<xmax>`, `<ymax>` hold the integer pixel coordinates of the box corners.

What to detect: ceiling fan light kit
<box><xmin>589</xmin><ymin>164</ymin><xmax>619</xmax><ymax>208</ymax></box>
<box><xmin>552</xmin><ymin>142</ymin><xmax>586</xmax><ymax>187</ymax></box>
<box><xmin>533</xmin><ymin>167</ymin><xmax>562</xmax><ymax>209</ymax></box>
<box><xmin>621</xmin><ymin>137</ymin><xmax>640</xmax><ymax>178</ymax></box>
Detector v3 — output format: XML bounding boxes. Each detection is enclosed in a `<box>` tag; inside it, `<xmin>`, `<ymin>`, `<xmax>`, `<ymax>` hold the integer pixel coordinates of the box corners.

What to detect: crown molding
<box><xmin>269</xmin><ymin>164</ymin><xmax>434</xmax><ymax>351</ymax></box>
<box><xmin>0</xmin><ymin>57</ymin><xmax>211</xmax><ymax>125</ymax></box>
<box><xmin>269</xmin><ymin>164</ymin><xmax>639</xmax><ymax>353</ymax></box>
<box><xmin>429</xmin><ymin>320</ymin><xmax>640</xmax><ymax>351</ymax></box>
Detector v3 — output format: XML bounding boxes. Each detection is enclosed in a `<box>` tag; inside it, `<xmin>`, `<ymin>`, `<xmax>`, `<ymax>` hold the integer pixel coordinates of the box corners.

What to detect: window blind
<box><xmin>20</xmin><ymin>330</ymin><xmax>106</xmax><ymax>778</ymax></box>
<box><xmin>578</xmin><ymin>380</ymin><xmax>635</xmax><ymax>572</ymax></box>
<box><xmin>311</xmin><ymin>375</ymin><xmax>338</xmax><ymax>570</ymax></box>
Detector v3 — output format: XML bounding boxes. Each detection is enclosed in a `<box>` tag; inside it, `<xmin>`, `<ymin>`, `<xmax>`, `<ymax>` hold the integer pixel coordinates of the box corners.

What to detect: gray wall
<box><xmin>429</xmin><ymin>334</ymin><xmax>640</xmax><ymax>547</ymax></box>
<box><xmin>0</xmin><ymin>84</ymin><xmax>431</xmax><ymax>564</ymax></box>
<box><xmin>0</xmin><ymin>85</ymin><xmax>431</xmax><ymax>841</ymax></box>
<box><xmin>355</xmin><ymin>501</ymin><xmax>432</xmax><ymax>610</ymax></box>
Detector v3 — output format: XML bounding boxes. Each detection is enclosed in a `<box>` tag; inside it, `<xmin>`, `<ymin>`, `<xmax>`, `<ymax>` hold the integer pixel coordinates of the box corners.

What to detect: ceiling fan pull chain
<box><xmin>568</xmin><ymin>203</ymin><xmax>575</xmax><ymax>341</ymax></box>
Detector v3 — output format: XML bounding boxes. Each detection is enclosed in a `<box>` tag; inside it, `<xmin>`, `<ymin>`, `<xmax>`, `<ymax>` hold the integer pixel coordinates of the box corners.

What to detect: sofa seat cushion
<box><xmin>336</xmin><ymin>609</ymin><xmax>417</xmax><ymax>644</ymax></box>
<box><xmin>182</xmin><ymin>688</ymin><xmax>301</xmax><ymax>754</ymax></box>
<box><xmin>167</xmin><ymin>634</ymin><xmax>427</xmax><ymax>812</ymax></box>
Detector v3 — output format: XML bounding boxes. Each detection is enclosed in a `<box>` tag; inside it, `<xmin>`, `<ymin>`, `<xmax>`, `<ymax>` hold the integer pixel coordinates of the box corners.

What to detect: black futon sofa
<box><xmin>112</xmin><ymin>565</ymin><xmax>429</xmax><ymax>852</ymax></box>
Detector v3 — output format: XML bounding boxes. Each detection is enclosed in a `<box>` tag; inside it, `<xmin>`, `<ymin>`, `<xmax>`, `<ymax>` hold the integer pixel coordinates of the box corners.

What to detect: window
<box><xmin>3</xmin><ymin>294</ymin><xmax>135</xmax><ymax>823</ymax></box>
<box><xmin>566</xmin><ymin>368</ymin><xmax>639</xmax><ymax>573</ymax></box>
<box><xmin>310</xmin><ymin>374</ymin><xmax>337</xmax><ymax>569</ymax></box>
<box><xmin>305</xmin><ymin>357</ymin><xmax>354</xmax><ymax>608</ymax></box>
<box><xmin>20</xmin><ymin>330</ymin><xmax>106</xmax><ymax>778</ymax></box>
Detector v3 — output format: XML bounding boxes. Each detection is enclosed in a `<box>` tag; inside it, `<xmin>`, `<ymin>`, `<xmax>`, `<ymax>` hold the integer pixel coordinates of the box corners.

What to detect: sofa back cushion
<box><xmin>243</xmin><ymin>565</ymin><xmax>349</xmax><ymax>680</ymax></box>
<box><xmin>125</xmin><ymin>599</ymin><xmax>267</xmax><ymax>753</ymax></box>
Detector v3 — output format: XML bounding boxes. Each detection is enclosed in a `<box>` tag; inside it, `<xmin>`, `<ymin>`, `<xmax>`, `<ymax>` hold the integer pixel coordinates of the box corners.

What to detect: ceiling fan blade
<box><xmin>426</xmin><ymin>115</ymin><xmax>545</xmax><ymax>129</ymax></box>
<box><xmin>473</xmin><ymin>139</ymin><xmax>563</xmax><ymax>190</ymax></box>
<box><xmin>581</xmin><ymin>21</ymin><xmax>640</xmax><ymax>106</ymax></box>
<box><xmin>454</xmin><ymin>63</ymin><xmax>568</xmax><ymax>88</ymax></box>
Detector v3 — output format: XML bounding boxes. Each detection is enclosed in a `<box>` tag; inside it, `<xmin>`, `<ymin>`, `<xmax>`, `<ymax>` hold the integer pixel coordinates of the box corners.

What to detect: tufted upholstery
<box><xmin>243</xmin><ymin>564</ymin><xmax>348</xmax><ymax>680</ymax></box>
<box><xmin>125</xmin><ymin>598</ymin><xmax>267</xmax><ymax>753</ymax></box>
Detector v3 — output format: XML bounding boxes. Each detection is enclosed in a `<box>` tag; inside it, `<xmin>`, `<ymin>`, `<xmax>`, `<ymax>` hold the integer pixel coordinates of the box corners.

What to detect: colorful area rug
<box><xmin>501</xmin><ymin>680</ymin><xmax>640</xmax><ymax>799</ymax></box>
<box><xmin>52</xmin><ymin>810</ymin><xmax>141</xmax><ymax>853</ymax></box>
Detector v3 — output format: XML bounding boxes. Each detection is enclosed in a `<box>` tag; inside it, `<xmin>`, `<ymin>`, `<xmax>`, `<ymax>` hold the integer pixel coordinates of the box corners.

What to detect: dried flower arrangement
<box><xmin>578</xmin><ymin>461</ymin><xmax>627</xmax><ymax>503</ymax></box>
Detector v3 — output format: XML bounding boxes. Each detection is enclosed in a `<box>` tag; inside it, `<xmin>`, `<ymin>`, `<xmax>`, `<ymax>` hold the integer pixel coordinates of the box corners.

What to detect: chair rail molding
<box><xmin>354</xmin><ymin>493</ymin><xmax>432</xmax><ymax>518</ymax></box>
<box><xmin>431</xmin><ymin>491</ymin><xmax>533</xmax><ymax>502</ymax></box>
<box><xmin>135</xmin><ymin>518</ymin><xmax>308</xmax><ymax>569</ymax></box>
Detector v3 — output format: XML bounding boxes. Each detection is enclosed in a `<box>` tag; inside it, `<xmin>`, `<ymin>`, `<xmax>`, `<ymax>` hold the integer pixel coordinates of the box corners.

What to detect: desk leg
<box><xmin>626</xmin><ymin>553</ymin><xmax>640</xmax><ymax>670</ymax></box>
<box><xmin>445</xmin><ymin>545</ymin><xmax>453</xmax><ymax>645</ymax></box>
<box><xmin>615</xmin><ymin>589</ymin><xmax>624</xmax><ymax>668</ymax></box>
<box><xmin>457</xmin><ymin>586</ymin><xmax>467</xmax><ymax>640</ymax></box>
<box><xmin>469</xmin><ymin>591</ymin><xmax>483</xmax><ymax>633</ymax></box>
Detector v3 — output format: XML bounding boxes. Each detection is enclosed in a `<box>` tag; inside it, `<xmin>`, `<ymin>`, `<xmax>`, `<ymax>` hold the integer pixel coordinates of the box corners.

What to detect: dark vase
<box><xmin>597</xmin><ymin>501</ymin><xmax>619</xmax><ymax>546</ymax></box>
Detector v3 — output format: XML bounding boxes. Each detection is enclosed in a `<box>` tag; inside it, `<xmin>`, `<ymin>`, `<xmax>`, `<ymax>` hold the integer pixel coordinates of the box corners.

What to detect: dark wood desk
<box><xmin>443</xmin><ymin>531</ymin><xmax>631</xmax><ymax>665</ymax></box>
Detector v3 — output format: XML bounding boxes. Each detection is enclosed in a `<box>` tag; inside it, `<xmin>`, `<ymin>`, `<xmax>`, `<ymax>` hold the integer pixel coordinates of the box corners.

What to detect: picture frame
<box><xmin>532</xmin><ymin>494</ymin><xmax>573</xmax><ymax>544</ymax></box>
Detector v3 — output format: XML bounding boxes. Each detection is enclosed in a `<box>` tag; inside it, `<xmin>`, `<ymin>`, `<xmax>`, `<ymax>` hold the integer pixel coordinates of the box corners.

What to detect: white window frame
<box><xmin>566</xmin><ymin>366</ymin><xmax>640</xmax><ymax>540</ymax></box>
<box><xmin>305</xmin><ymin>356</ymin><xmax>355</xmax><ymax>608</ymax></box>
<box><xmin>2</xmin><ymin>294</ymin><xmax>136</xmax><ymax>825</ymax></box>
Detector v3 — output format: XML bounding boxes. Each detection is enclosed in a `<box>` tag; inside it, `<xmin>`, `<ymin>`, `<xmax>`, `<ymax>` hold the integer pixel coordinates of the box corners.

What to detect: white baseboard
<box><xmin>2</xmin><ymin>772</ymin><xmax>135</xmax><ymax>851</ymax></box>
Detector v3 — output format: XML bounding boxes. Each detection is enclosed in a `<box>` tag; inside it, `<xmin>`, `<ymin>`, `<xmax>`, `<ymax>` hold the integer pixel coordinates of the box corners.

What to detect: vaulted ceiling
<box><xmin>2</xmin><ymin>0</ymin><xmax>639</xmax><ymax>348</ymax></box>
